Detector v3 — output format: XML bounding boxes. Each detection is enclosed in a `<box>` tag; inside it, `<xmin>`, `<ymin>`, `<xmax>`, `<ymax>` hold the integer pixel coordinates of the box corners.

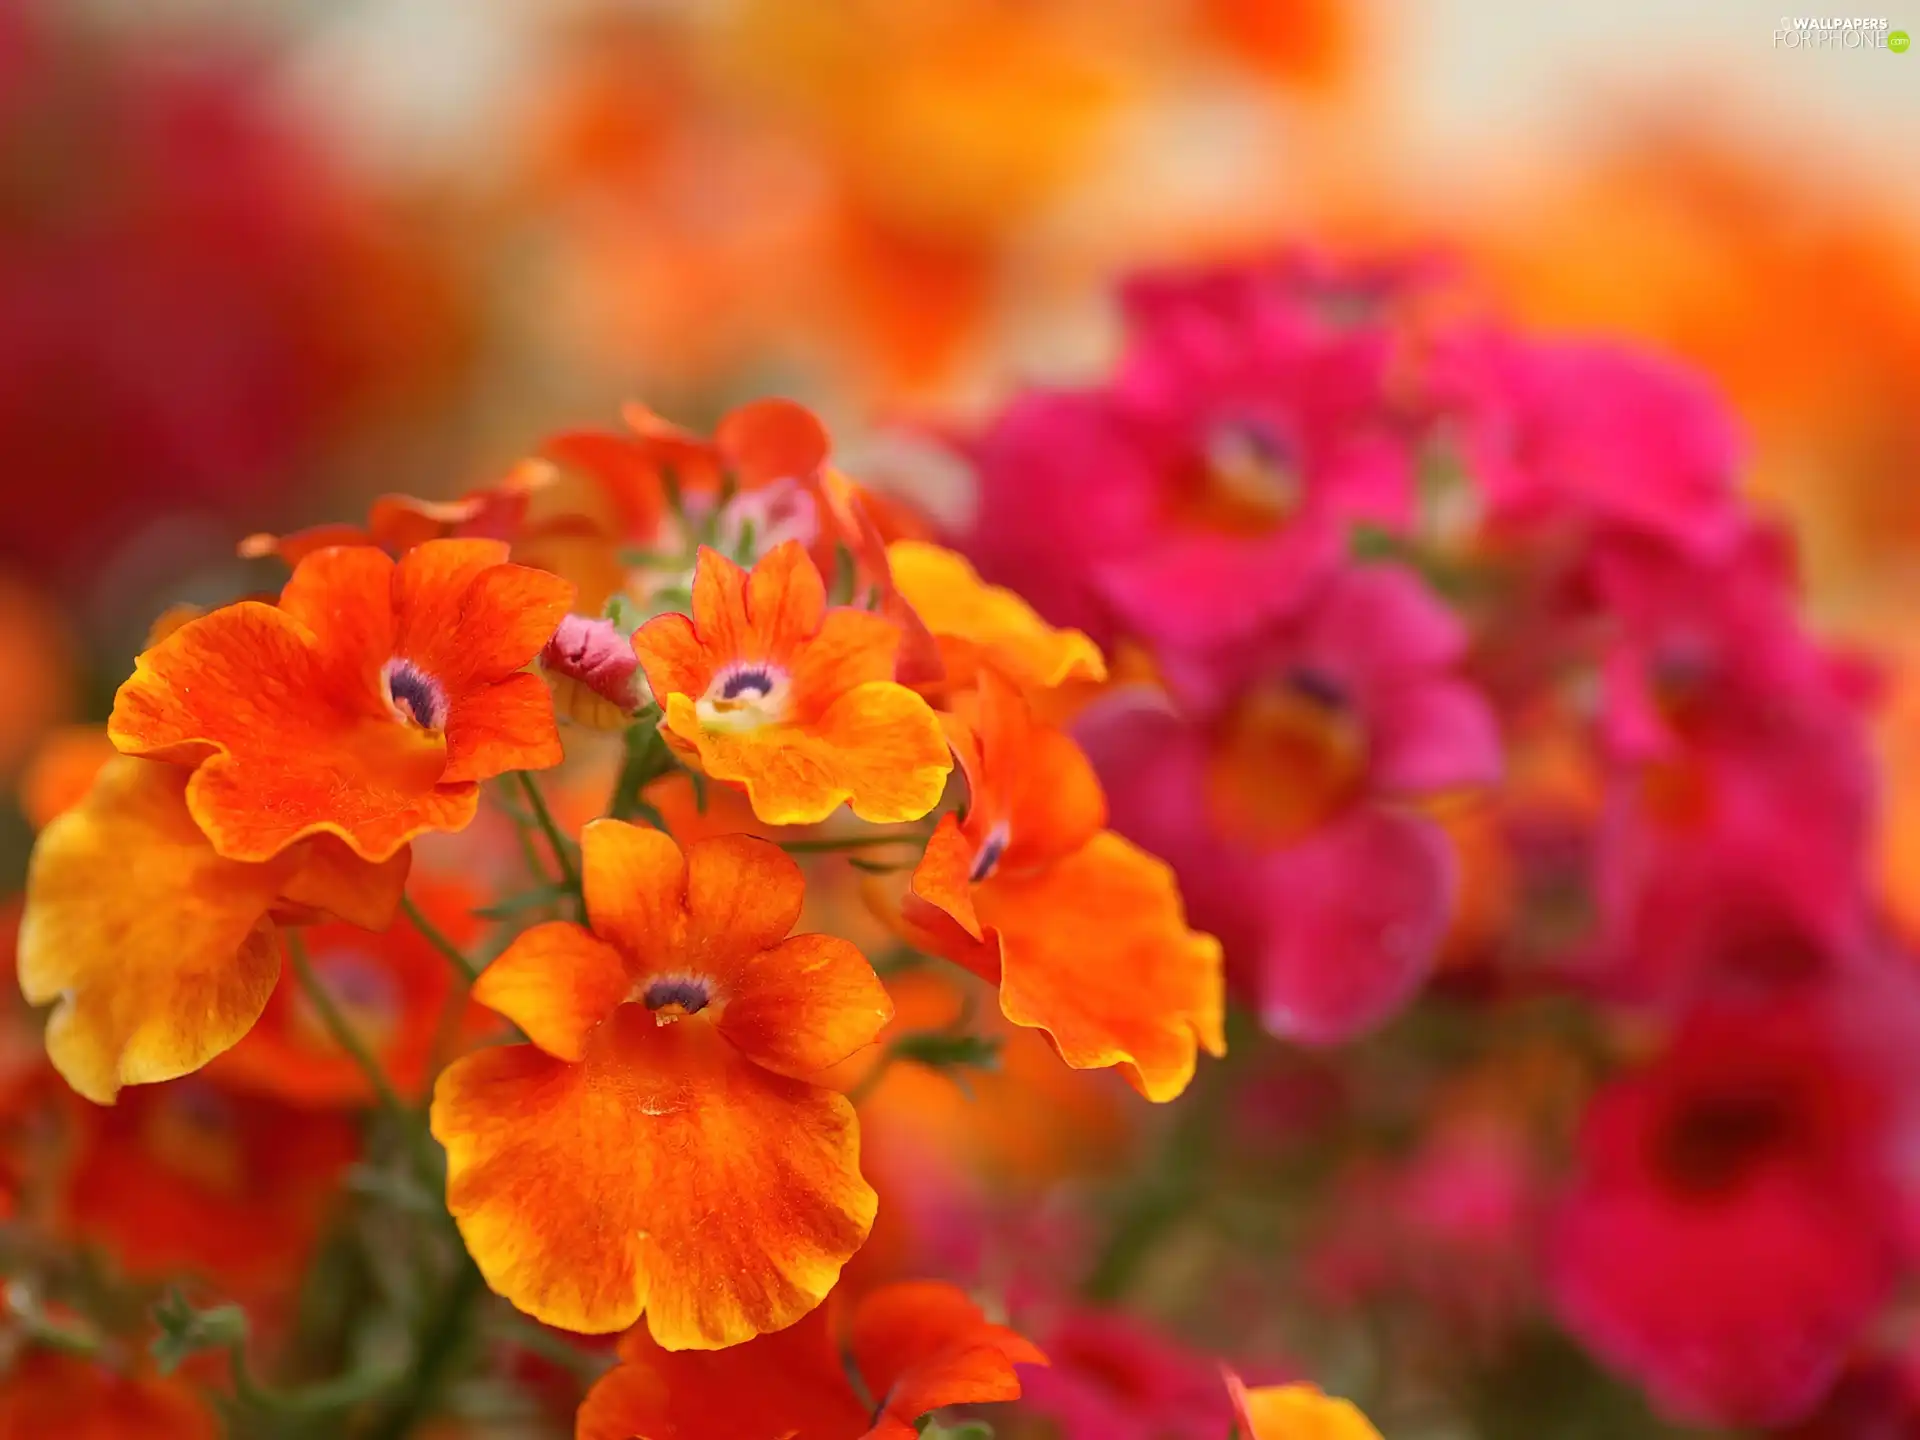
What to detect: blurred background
<box><xmin>5</xmin><ymin>2</ymin><xmax>1920</xmax><ymax>1435</ymax></box>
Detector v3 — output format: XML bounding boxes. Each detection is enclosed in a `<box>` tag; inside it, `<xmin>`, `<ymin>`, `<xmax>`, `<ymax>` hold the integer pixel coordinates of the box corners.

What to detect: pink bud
<box><xmin>542</xmin><ymin>614</ymin><xmax>642</xmax><ymax>714</ymax></box>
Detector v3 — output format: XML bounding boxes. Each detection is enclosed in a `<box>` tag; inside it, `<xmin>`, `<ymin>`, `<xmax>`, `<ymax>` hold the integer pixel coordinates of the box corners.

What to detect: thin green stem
<box><xmin>517</xmin><ymin>771</ymin><xmax>580</xmax><ymax>891</ymax></box>
<box><xmin>288</xmin><ymin>933</ymin><xmax>406</xmax><ymax>1119</ymax></box>
<box><xmin>364</xmin><ymin>1260</ymin><xmax>487</xmax><ymax>1440</ymax></box>
<box><xmin>402</xmin><ymin>894</ymin><xmax>479</xmax><ymax>984</ymax></box>
<box><xmin>778</xmin><ymin>831</ymin><xmax>932</xmax><ymax>855</ymax></box>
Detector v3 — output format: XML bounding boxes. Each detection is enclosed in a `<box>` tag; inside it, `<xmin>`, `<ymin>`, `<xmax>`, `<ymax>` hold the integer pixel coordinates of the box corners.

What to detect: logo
<box><xmin>1772</xmin><ymin>15</ymin><xmax>1905</xmax><ymax>47</ymax></box>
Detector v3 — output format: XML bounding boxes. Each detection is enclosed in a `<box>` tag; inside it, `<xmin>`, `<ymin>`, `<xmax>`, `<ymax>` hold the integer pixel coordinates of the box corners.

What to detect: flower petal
<box><xmin>632</xmin><ymin>612</ymin><xmax>710</xmax><ymax>705</ymax></box>
<box><xmin>577</xmin><ymin>1304</ymin><xmax>864</xmax><ymax>1440</ymax></box>
<box><xmin>853</xmin><ymin>1281</ymin><xmax>1047</xmax><ymax>1439</ymax></box>
<box><xmin>788</xmin><ymin>608</ymin><xmax>902</xmax><ymax>717</ymax></box>
<box><xmin>1254</xmin><ymin>806</ymin><xmax>1454</xmax><ymax>1044</ymax></box>
<box><xmin>395</xmin><ymin>541</ymin><xmax>575</xmax><ymax>692</ymax></box>
<box><xmin>716</xmin><ymin>934</ymin><xmax>893</xmax><ymax>1080</ymax></box>
<box><xmin>18</xmin><ymin>759</ymin><xmax>296</xmax><ymax>1103</ymax></box>
<box><xmin>474</xmin><ymin>922</ymin><xmax>631</xmax><ymax>1061</ymax></box>
<box><xmin>276</xmin><ymin>545</ymin><xmax>396</xmax><ymax>710</ymax></box>
<box><xmin>1227</xmin><ymin>1375</ymin><xmax>1382</xmax><ymax>1440</ymax></box>
<box><xmin>1369</xmin><ymin>678</ymin><xmax>1502</xmax><ymax>795</ymax></box>
<box><xmin>715</xmin><ymin>398</ymin><xmax>832</xmax><ymax>488</ymax></box>
<box><xmin>666</xmin><ymin>682</ymin><xmax>951</xmax><ymax>826</ymax></box>
<box><xmin>582</xmin><ymin>819</ymin><xmax>689</xmax><ymax>961</ymax></box>
<box><xmin>888</xmin><ymin>540</ymin><xmax>1106</xmax><ymax>696</ymax></box>
<box><xmin>433</xmin><ymin>1006</ymin><xmax>875</xmax><ymax>1345</ymax></box>
<box><xmin>980</xmin><ymin>831</ymin><xmax>1225</xmax><ymax>1103</ymax></box>
<box><xmin>108</xmin><ymin>600</ymin><xmax>478</xmax><ymax>863</ymax></box>
<box><xmin>273</xmin><ymin>837</ymin><xmax>411</xmax><ymax>930</ymax></box>
<box><xmin>910</xmin><ymin>814</ymin><xmax>983</xmax><ymax>941</ymax></box>
<box><xmin>442</xmin><ymin>670</ymin><xmax>563</xmax><ymax>783</ymax></box>
<box><xmin>744</xmin><ymin>539</ymin><xmax>827</xmax><ymax>654</ymax></box>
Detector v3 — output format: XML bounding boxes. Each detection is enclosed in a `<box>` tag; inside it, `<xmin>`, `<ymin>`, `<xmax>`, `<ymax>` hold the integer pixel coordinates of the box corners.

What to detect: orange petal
<box><xmin>790</xmin><ymin>609</ymin><xmax>904</xmax><ymax>716</ymax></box>
<box><xmin>631</xmin><ymin>612</ymin><xmax>709</xmax><ymax>705</ymax></box>
<box><xmin>715</xmin><ymin>398</ymin><xmax>832</xmax><ymax>488</ymax></box>
<box><xmin>742</xmin><ymin>539</ymin><xmax>828</xmax><ymax>653</ymax></box>
<box><xmin>443</xmin><ymin>670</ymin><xmax>564</xmax><ymax>783</ymax></box>
<box><xmin>238</xmin><ymin>522</ymin><xmax>374</xmax><ymax>566</ymax></box>
<box><xmin>1226</xmin><ymin>1374</ymin><xmax>1383</xmax><ymax>1440</ymax></box>
<box><xmin>687</xmin><ymin>545</ymin><xmax>755</xmax><ymax>666</ymax></box>
<box><xmin>432</xmin><ymin>1006</ymin><xmax>875</xmax><ymax>1345</ymax></box>
<box><xmin>0</xmin><ymin>1348</ymin><xmax>219</xmax><ymax>1439</ymax></box>
<box><xmin>18</xmin><ymin>759</ymin><xmax>296</xmax><ymax>1103</ymax></box>
<box><xmin>474</xmin><ymin>922</ymin><xmax>630</xmax><ymax>1062</ymax></box>
<box><xmin>273</xmin><ymin>837</ymin><xmax>411</xmax><ymax>930</ymax></box>
<box><xmin>971</xmin><ymin>668</ymin><xmax>1106</xmax><ymax>868</ymax></box>
<box><xmin>684</xmin><ymin>833</ymin><xmax>806</xmax><ymax>957</ymax></box>
<box><xmin>978</xmin><ymin>832</ymin><xmax>1226</xmax><ymax>1103</ymax></box>
<box><xmin>664</xmin><ymin>682</ymin><xmax>951</xmax><ymax>826</ymax></box>
<box><xmin>276</xmin><ymin>545</ymin><xmax>396</xmax><ymax>710</ymax></box>
<box><xmin>19</xmin><ymin>725</ymin><xmax>116</xmax><ymax>829</ymax></box>
<box><xmin>577</xmin><ymin>1304</ymin><xmax>865</xmax><ymax>1440</ymax></box>
<box><xmin>582</xmin><ymin>820</ymin><xmax>690</xmax><ymax>961</ymax></box>
<box><xmin>853</xmin><ymin>1282</ymin><xmax>1046</xmax><ymax>1439</ymax></box>
<box><xmin>910</xmin><ymin>813</ymin><xmax>983</xmax><ymax>941</ymax></box>
<box><xmin>888</xmin><ymin>540</ymin><xmax>1106</xmax><ymax>696</ymax></box>
<box><xmin>108</xmin><ymin>600</ymin><xmax>477</xmax><ymax>862</ymax></box>
<box><xmin>716</xmin><ymin>934</ymin><xmax>893</xmax><ymax>1081</ymax></box>
<box><xmin>394</xmin><ymin>541</ymin><xmax>576</xmax><ymax>693</ymax></box>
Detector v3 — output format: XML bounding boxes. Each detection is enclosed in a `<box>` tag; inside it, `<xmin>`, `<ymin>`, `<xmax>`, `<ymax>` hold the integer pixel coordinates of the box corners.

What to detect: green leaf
<box><xmin>152</xmin><ymin>1290</ymin><xmax>248</xmax><ymax>1375</ymax></box>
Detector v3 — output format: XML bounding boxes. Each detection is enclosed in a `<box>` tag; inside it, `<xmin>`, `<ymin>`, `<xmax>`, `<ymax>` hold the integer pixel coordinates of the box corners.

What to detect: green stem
<box><xmin>227</xmin><ymin>1341</ymin><xmax>400</xmax><ymax>1416</ymax></box>
<box><xmin>289</xmin><ymin>933</ymin><xmax>407</xmax><ymax>1119</ymax></box>
<box><xmin>364</xmin><ymin>1260</ymin><xmax>487</xmax><ymax>1440</ymax></box>
<box><xmin>517</xmin><ymin>771</ymin><xmax>580</xmax><ymax>891</ymax></box>
<box><xmin>402</xmin><ymin>895</ymin><xmax>479</xmax><ymax>984</ymax></box>
<box><xmin>779</xmin><ymin>831</ymin><xmax>931</xmax><ymax>855</ymax></box>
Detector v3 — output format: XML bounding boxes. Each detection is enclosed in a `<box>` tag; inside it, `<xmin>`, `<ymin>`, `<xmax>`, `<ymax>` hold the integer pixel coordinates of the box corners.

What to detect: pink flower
<box><xmin>1438</xmin><ymin>333</ymin><xmax>1748</xmax><ymax>562</ymax></box>
<box><xmin>1548</xmin><ymin>1007</ymin><xmax>1906</xmax><ymax>1428</ymax></box>
<box><xmin>1581</xmin><ymin>531</ymin><xmax>1878</xmax><ymax>1008</ymax></box>
<box><xmin>1014</xmin><ymin>1307</ymin><xmax>1238</xmax><ymax>1440</ymax></box>
<box><xmin>540</xmin><ymin>613</ymin><xmax>643</xmax><ymax>714</ymax></box>
<box><xmin>1081</xmin><ymin>562</ymin><xmax>1500</xmax><ymax>1043</ymax></box>
<box><xmin>964</xmin><ymin>260</ymin><xmax>1422</xmax><ymax>654</ymax></box>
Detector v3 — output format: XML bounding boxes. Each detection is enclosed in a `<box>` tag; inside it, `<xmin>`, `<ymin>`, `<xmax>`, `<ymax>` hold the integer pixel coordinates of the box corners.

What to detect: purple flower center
<box><xmin>719</xmin><ymin>667</ymin><xmax>776</xmax><ymax>701</ymax></box>
<box><xmin>383</xmin><ymin>659</ymin><xmax>447</xmax><ymax>730</ymax></box>
<box><xmin>969</xmin><ymin>825</ymin><xmax>1010</xmax><ymax>883</ymax></box>
<box><xmin>643</xmin><ymin>977</ymin><xmax>711</xmax><ymax>1016</ymax></box>
<box><xmin>1285</xmin><ymin>665</ymin><xmax>1348</xmax><ymax>711</ymax></box>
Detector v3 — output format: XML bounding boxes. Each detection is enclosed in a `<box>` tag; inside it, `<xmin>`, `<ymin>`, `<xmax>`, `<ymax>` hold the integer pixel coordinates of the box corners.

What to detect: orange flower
<box><xmin>238</xmin><ymin>459</ymin><xmax>558</xmax><ymax>566</ymax></box>
<box><xmin>576</xmin><ymin>1279</ymin><xmax>1044</xmax><ymax>1440</ymax></box>
<box><xmin>0</xmin><ymin>1348</ymin><xmax>217</xmax><ymax>1440</ymax></box>
<box><xmin>1225</xmin><ymin>1372</ymin><xmax>1382</xmax><ymax>1440</ymax></box>
<box><xmin>109</xmin><ymin>539</ymin><xmax>575</xmax><ymax>863</ymax></box>
<box><xmin>902</xmin><ymin>671</ymin><xmax>1224</xmax><ymax>1102</ymax></box>
<box><xmin>431</xmin><ymin>822</ymin><xmax>892</xmax><ymax>1345</ymax></box>
<box><xmin>59</xmin><ymin>1077</ymin><xmax>360</xmax><ymax>1307</ymax></box>
<box><xmin>887</xmin><ymin>539</ymin><xmax>1106</xmax><ymax>699</ymax></box>
<box><xmin>212</xmin><ymin>879</ymin><xmax>491</xmax><ymax>1107</ymax></box>
<box><xmin>633</xmin><ymin>541</ymin><xmax>951</xmax><ymax>826</ymax></box>
<box><xmin>19</xmin><ymin>756</ymin><xmax>408</xmax><ymax>1104</ymax></box>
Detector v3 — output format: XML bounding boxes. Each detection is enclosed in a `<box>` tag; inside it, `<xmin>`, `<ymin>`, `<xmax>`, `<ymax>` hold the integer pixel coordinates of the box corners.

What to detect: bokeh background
<box><xmin>5</xmin><ymin>2</ymin><xmax>1920</xmax><ymax>1435</ymax></box>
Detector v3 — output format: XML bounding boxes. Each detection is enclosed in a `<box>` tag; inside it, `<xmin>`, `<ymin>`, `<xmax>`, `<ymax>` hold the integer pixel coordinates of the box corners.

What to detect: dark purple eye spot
<box><xmin>1285</xmin><ymin>665</ymin><xmax>1348</xmax><ymax>711</ymax></box>
<box><xmin>969</xmin><ymin>826</ymin><xmax>1010</xmax><ymax>883</ymax></box>
<box><xmin>383</xmin><ymin>659</ymin><xmax>447</xmax><ymax>730</ymax></box>
<box><xmin>720</xmin><ymin>667</ymin><xmax>775</xmax><ymax>701</ymax></box>
<box><xmin>643</xmin><ymin>977</ymin><xmax>711</xmax><ymax>1014</ymax></box>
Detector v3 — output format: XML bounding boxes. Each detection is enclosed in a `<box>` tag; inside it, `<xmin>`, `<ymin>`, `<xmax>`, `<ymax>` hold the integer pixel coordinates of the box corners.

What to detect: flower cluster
<box><xmin>961</xmin><ymin>255</ymin><xmax>1920</xmax><ymax>1429</ymax></box>
<box><xmin>3</xmin><ymin>393</ymin><xmax>1248</xmax><ymax>1437</ymax></box>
